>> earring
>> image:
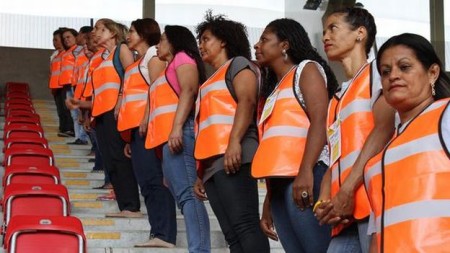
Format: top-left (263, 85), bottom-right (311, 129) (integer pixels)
top-left (356, 37), bottom-right (361, 42)
top-left (431, 82), bottom-right (436, 96)
top-left (282, 49), bottom-right (288, 61)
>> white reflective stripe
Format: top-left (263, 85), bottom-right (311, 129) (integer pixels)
top-left (123, 93), bottom-right (148, 104)
top-left (124, 65), bottom-right (139, 80)
top-left (52, 70), bottom-right (61, 75)
top-left (364, 160), bottom-right (381, 188)
top-left (200, 81), bottom-right (228, 99)
top-left (331, 150), bottom-right (360, 182)
top-left (276, 88), bottom-right (295, 100)
top-left (262, 126), bottom-right (308, 140)
top-left (339, 99), bottom-right (371, 121)
top-left (425, 99), bottom-right (448, 112)
top-left (149, 104), bottom-right (177, 121)
top-left (94, 82), bottom-right (120, 95)
top-left (61, 65), bottom-right (74, 72)
top-left (95, 60), bottom-right (114, 71)
top-left (377, 200), bottom-right (450, 233)
top-left (150, 76), bottom-right (167, 92)
top-left (199, 115), bottom-right (234, 131)
top-left (384, 134), bottom-right (440, 166)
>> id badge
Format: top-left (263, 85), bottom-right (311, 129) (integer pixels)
top-left (259, 90), bottom-right (279, 125)
top-left (328, 119), bottom-right (341, 165)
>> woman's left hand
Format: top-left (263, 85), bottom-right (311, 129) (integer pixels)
top-left (168, 126), bottom-right (183, 154)
top-left (224, 140), bottom-right (241, 174)
top-left (292, 169), bottom-right (314, 210)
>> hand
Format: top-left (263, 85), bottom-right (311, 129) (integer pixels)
top-left (329, 185), bottom-right (355, 224)
top-left (138, 114), bottom-right (149, 137)
top-left (315, 200), bottom-right (342, 226)
top-left (83, 117), bottom-right (92, 132)
top-left (66, 98), bottom-right (80, 110)
top-left (292, 168), bottom-right (314, 210)
top-left (260, 195), bottom-right (278, 241)
top-left (224, 140), bottom-right (241, 174)
top-left (124, 143), bottom-right (131, 158)
top-left (77, 109), bottom-right (84, 124)
top-left (193, 178), bottom-right (207, 201)
top-left (168, 126), bottom-right (183, 154)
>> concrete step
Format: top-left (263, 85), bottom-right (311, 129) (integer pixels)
top-left (87, 248), bottom-right (285, 253)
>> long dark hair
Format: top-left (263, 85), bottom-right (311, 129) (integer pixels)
top-left (196, 10), bottom-right (251, 60)
top-left (261, 18), bottom-right (338, 99)
top-left (164, 25), bottom-right (206, 84)
top-left (131, 18), bottom-right (160, 47)
top-left (377, 33), bottom-right (450, 100)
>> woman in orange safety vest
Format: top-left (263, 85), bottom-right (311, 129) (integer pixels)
top-left (145, 25), bottom-right (211, 252)
top-left (117, 18), bottom-right (177, 248)
top-left (193, 12), bottom-right (269, 253)
top-left (252, 18), bottom-right (338, 253)
top-left (315, 7), bottom-right (396, 253)
top-left (365, 33), bottom-right (450, 253)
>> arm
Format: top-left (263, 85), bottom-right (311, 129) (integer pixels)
top-left (224, 68), bottom-right (258, 174)
top-left (292, 63), bottom-right (329, 209)
top-left (115, 44), bottom-right (135, 119)
top-left (168, 63), bottom-right (199, 154)
top-left (331, 94), bottom-right (395, 219)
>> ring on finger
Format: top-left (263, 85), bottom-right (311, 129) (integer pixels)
top-left (301, 190), bottom-right (309, 199)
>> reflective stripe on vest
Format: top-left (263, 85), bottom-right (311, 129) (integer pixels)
top-left (364, 99), bottom-right (450, 252)
top-left (49, 50), bottom-right (64, 89)
top-left (117, 58), bottom-right (149, 131)
top-left (91, 49), bottom-right (121, 116)
top-left (194, 60), bottom-right (234, 160)
top-left (59, 45), bottom-right (77, 86)
top-left (144, 70), bottom-right (179, 149)
top-left (72, 51), bottom-right (89, 87)
top-left (81, 49), bottom-right (105, 99)
top-left (252, 65), bottom-right (310, 178)
top-left (327, 62), bottom-right (373, 235)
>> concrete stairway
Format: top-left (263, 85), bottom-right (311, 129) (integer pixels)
top-left (1, 99), bottom-right (284, 253)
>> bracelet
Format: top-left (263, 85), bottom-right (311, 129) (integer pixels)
top-left (313, 200), bottom-right (325, 213)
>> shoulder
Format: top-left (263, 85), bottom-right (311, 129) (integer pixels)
top-left (172, 51), bottom-right (196, 67)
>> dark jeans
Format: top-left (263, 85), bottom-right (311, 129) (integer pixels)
top-left (130, 128), bottom-right (177, 244)
top-left (88, 128), bottom-right (110, 185)
top-left (95, 110), bottom-right (140, 211)
top-left (204, 164), bottom-right (270, 253)
top-left (53, 87), bottom-right (73, 133)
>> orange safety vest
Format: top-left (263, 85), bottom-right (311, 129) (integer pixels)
top-left (252, 65), bottom-right (310, 178)
top-left (49, 50), bottom-right (64, 89)
top-left (117, 58), bottom-right (149, 131)
top-left (327, 62), bottom-right (373, 236)
top-left (194, 60), bottom-right (234, 160)
top-left (81, 49), bottom-right (105, 100)
top-left (72, 49), bottom-right (89, 87)
top-left (364, 98), bottom-right (450, 253)
top-left (91, 48), bottom-right (121, 117)
top-left (144, 70), bottom-right (179, 149)
top-left (59, 45), bottom-right (77, 86)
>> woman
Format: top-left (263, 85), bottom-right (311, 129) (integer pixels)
top-left (315, 7), bottom-right (396, 253)
top-left (117, 18), bottom-right (177, 248)
top-left (193, 12), bottom-right (270, 253)
top-left (365, 33), bottom-right (450, 253)
top-left (253, 18), bottom-right (337, 252)
top-left (68, 19), bottom-right (141, 218)
top-left (145, 25), bottom-right (211, 253)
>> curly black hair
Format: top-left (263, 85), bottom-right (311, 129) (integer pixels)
top-left (196, 10), bottom-right (251, 60)
top-left (260, 18), bottom-right (338, 100)
top-left (164, 25), bottom-right (206, 84)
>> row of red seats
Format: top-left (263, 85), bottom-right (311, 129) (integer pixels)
top-left (1, 82), bottom-right (86, 253)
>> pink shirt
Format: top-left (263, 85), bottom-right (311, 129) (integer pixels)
top-left (166, 51), bottom-right (196, 95)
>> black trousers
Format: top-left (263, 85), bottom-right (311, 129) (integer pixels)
top-left (204, 164), bottom-right (270, 253)
top-left (95, 110), bottom-right (140, 211)
top-left (53, 86), bottom-right (74, 133)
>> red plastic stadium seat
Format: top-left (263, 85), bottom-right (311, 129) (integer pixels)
top-left (3, 183), bottom-right (70, 226)
top-left (3, 165), bottom-right (60, 187)
top-left (3, 137), bottom-right (48, 152)
top-left (5, 105), bottom-right (35, 117)
top-left (6, 111), bottom-right (40, 122)
top-left (5, 82), bottom-right (29, 92)
top-left (4, 215), bottom-right (86, 253)
top-left (5, 117), bottom-right (41, 127)
top-left (3, 124), bottom-right (44, 140)
top-left (3, 147), bottom-right (54, 167)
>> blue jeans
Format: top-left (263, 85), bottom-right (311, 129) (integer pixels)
top-left (162, 118), bottom-right (211, 253)
top-left (130, 128), bottom-right (177, 244)
top-left (89, 128), bottom-right (110, 184)
top-left (270, 162), bottom-right (331, 253)
top-left (326, 221), bottom-right (371, 253)
top-left (66, 87), bottom-right (88, 141)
